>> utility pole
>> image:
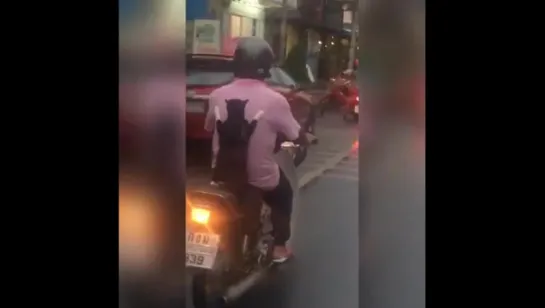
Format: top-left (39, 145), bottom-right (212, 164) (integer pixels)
top-left (279, 0), bottom-right (288, 63)
top-left (347, 3), bottom-right (358, 70)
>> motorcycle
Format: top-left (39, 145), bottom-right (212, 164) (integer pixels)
top-left (186, 141), bottom-right (302, 308)
top-left (318, 79), bottom-right (350, 116)
top-left (341, 87), bottom-right (359, 123)
top-left (320, 70), bottom-right (359, 121)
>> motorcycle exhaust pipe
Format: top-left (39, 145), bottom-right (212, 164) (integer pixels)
top-left (222, 269), bottom-right (267, 303)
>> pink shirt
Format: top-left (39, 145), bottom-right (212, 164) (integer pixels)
top-left (204, 79), bottom-right (300, 189)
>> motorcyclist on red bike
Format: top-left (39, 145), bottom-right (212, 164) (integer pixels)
top-left (204, 37), bottom-right (306, 263)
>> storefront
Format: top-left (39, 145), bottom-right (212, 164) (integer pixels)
top-left (223, 0), bottom-right (266, 40)
top-left (262, 0), bottom-right (298, 58)
top-left (186, 0), bottom-right (220, 53)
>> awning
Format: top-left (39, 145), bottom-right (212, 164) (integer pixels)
top-left (300, 22), bottom-right (351, 37)
top-left (265, 8), bottom-right (350, 37)
top-left (264, 7), bottom-right (301, 20)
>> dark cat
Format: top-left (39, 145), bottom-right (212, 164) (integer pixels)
top-left (212, 99), bottom-right (259, 196)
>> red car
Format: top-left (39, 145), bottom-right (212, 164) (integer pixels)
top-left (186, 53), bottom-right (316, 140)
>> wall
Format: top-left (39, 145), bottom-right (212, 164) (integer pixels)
top-left (222, 0), bottom-right (265, 37)
top-left (298, 0), bottom-right (324, 25)
top-left (186, 0), bottom-right (211, 20)
top-left (266, 0), bottom-right (298, 8)
top-left (187, 0), bottom-right (215, 51)
top-left (264, 20), bottom-right (298, 60)
top-left (285, 25), bottom-right (299, 58)
top-left (323, 1), bottom-right (343, 30)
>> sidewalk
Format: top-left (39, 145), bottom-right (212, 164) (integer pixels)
top-left (297, 113), bottom-right (358, 185)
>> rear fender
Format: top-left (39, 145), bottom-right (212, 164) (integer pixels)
top-left (186, 151), bottom-right (299, 227)
top-left (187, 186), bottom-right (241, 220)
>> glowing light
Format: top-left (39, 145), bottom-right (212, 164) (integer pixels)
top-left (351, 140), bottom-right (359, 152)
top-left (191, 208), bottom-right (210, 224)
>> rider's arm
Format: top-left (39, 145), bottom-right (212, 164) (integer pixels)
top-left (271, 96), bottom-right (301, 141)
top-left (204, 96), bottom-right (216, 132)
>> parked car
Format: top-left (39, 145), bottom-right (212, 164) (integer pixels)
top-left (186, 53), bottom-right (317, 140)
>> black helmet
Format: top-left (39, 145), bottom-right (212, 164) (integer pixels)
top-left (232, 37), bottom-right (275, 79)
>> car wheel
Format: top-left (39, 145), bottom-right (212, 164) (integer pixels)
top-left (343, 112), bottom-right (358, 123)
top-left (320, 95), bottom-right (337, 116)
top-left (318, 96), bottom-right (330, 117)
top-left (342, 110), bottom-right (353, 122)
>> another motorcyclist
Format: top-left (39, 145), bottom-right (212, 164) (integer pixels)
top-left (204, 37), bottom-right (303, 263)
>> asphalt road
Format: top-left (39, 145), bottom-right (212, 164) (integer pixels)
top-left (297, 112), bottom-right (358, 181)
top-left (228, 149), bottom-right (360, 308)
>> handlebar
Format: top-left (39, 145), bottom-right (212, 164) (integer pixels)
top-left (280, 141), bottom-right (299, 149)
top-left (274, 132), bottom-right (307, 153)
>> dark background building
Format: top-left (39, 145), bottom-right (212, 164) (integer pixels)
top-left (265, 0), bottom-right (355, 82)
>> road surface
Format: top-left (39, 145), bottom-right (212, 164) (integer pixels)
top-left (233, 148), bottom-right (359, 308)
top-left (297, 112), bottom-right (358, 183)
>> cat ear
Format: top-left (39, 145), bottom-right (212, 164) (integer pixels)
top-left (243, 100), bottom-right (249, 104)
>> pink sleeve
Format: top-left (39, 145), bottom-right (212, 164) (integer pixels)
top-left (204, 96), bottom-right (216, 132)
top-left (272, 97), bottom-right (300, 140)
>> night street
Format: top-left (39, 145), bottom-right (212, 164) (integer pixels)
top-left (121, 0), bottom-right (425, 306)
top-left (186, 112), bottom-right (360, 308)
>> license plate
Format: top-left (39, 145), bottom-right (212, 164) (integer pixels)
top-left (186, 101), bottom-right (205, 113)
top-left (186, 231), bottom-right (220, 269)
top-left (354, 105), bottom-right (359, 114)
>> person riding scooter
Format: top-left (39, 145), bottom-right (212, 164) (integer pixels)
top-left (204, 37), bottom-right (307, 263)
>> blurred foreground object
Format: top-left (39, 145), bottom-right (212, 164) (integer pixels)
top-left (358, 0), bottom-right (424, 123)
top-left (119, 0), bottom-right (186, 307)
top-left (119, 181), bottom-right (162, 273)
top-left (359, 124), bottom-right (425, 308)
top-left (358, 0), bottom-right (425, 308)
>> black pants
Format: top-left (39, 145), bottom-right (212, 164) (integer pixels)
top-left (260, 169), bottom-right (293, 246)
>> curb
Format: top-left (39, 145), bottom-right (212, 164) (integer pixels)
top-left (297, 146), bottom-right (355, 189)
